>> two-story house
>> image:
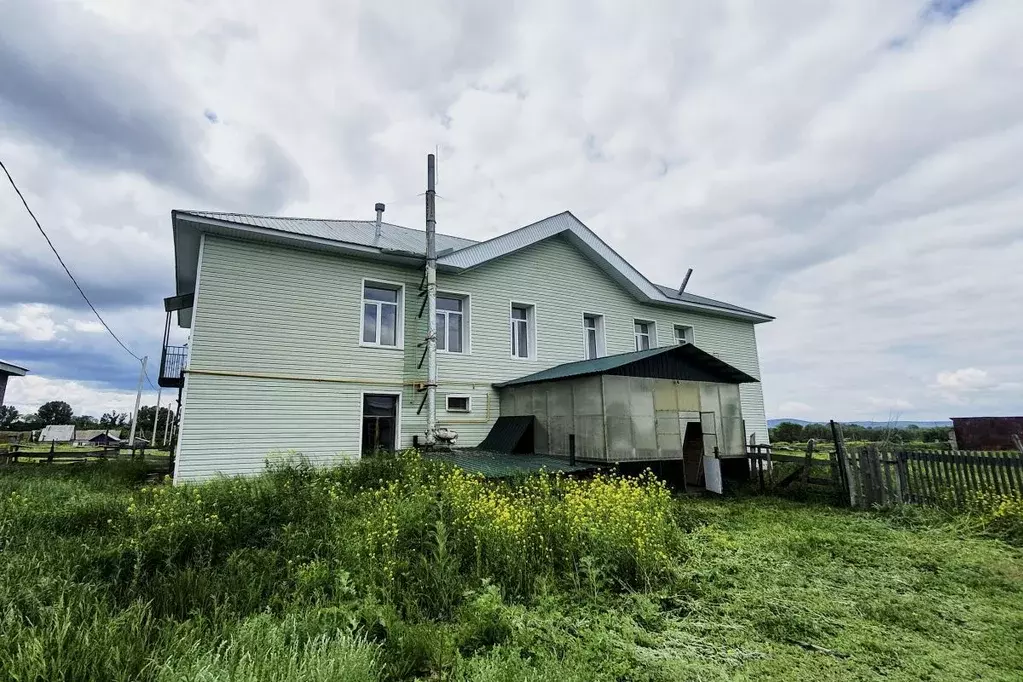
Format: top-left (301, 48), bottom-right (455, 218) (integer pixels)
top-left (161, 208), bottom-right (772, 483)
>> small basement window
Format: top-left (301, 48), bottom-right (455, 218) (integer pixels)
top-left (445, 395), bottom-right (471, 412)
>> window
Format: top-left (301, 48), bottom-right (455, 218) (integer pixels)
top-left (510, 303), bottom-right (535, 359)
top-left (583, 314), bottom-right (605, 359)
top-left (436, 294), bottom-right (467, 353)
top-left (634, 320), bottom-right (654, 351)
top-left (362, 281), bottom-right (402, 347)
top-left (445, 395), bottom-right (470, 412)
top-left (674, 324), bottom-right (694, 345)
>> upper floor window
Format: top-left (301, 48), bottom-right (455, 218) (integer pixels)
top-left (583, 314), bottom-right (605, 359)
top-left (510, 303), bottom-right (535, 359)
top-left (634, 320), bottom-right (654, 351)
top-left (674, 324), bottom-right (694, 345)
top-left (437, 294), bottom-right (468, 353)
top-left (362, 281), bottom-right (403, 347)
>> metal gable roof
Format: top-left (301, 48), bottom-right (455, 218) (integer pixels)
top-left (177, 211), bottom-right (477, 255)
top-left (493, 343), bottom-right (759, 388)
top-left (170, 209), bottom-right (771, 326)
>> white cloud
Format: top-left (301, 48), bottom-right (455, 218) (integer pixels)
top-left (935, 368), bottom-right (995, 391)
top-left (70, 319), bottom-right (105, 333)
top-left (867, 397), bottom-right (914, 411)
top-left (0, 304), bottom-right (65, 341)
top-left (4, 374), bottom-right (160, 417)
top-left (778, 401), bottom-right (814, 417)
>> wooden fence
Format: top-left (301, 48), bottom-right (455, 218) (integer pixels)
top-left (747, 421), bottom-right (1023, 509)
top-left (846, 447), bottom-right (1023, 508)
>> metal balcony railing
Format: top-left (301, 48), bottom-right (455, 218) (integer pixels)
top-left (159, 345), bottom-right (188, 388)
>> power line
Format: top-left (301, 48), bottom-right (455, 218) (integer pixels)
top-left (1, 158), bottom-right (159, 391)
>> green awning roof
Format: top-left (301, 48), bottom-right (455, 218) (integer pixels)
top-left (493, 343), bottom-right (758, 388)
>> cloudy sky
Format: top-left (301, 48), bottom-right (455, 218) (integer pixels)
top-left (1, 0), bottom-right (1020, 422)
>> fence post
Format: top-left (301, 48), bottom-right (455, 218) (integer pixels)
top-left (895, 451), bottom-right (909, 503)
top-left (800, 439), bottom-right (816, 485)
top-left (831, 420), bottom-right (855, 507)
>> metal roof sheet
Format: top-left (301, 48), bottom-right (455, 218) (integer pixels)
top-left (38, 425), bottom-right (75, 442)
top-left (0, 360), bottom-right (28, 376)
top-left (177, 211), bottom-right (478, 256)
top-left (494, 343), bottom-right (759, 388)
top-left (171, 210), bottom-right (771, 324)
top-left (652, 284), bottom-right (770, 318)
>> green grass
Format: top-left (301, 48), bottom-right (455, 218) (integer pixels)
top-left (1, 455), bottom-right (1021, 681)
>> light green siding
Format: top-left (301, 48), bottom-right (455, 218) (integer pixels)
top-left (175, 233), bottom-right (768, 481)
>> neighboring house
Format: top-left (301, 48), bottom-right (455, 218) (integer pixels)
top-left (0, 360), bottom-right (28, 408)
top-left (73, 430), bottom-right (123, 446)
top-left (38, 425), bottom-right (75, 442)
top-left (163, 208), bottom-right (773, 482)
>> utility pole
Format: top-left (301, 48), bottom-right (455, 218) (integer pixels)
top-left (127, 356), bottom-right (147, 447)
top-left (425, 154), bottom-right (438, 446)
top-left (150, 386), bottom-right (162, 446)
top-left (163, 402), bottom-right (172, 447)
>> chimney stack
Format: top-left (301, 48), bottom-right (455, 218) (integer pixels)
top-left (374, 203), bottom-right (385, 243)
top-left (678, 268), bottom-right (693, 294)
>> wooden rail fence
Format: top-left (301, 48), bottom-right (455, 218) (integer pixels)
top-left (747, 421), bottom-right (1023, 509)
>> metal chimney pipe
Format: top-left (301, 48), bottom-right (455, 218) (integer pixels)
top-left (374, 202), bottom-right (385, 243)
top-left (425, 156), bottom-right (437, 446)
top-left (678, 268), bottom-right (693, 294)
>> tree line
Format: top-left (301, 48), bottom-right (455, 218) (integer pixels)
top-left (769, 421), bottom-right (952, 444)
top-left (0, 400), bottom-right (175, 436)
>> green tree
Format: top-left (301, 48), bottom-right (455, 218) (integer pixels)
top-left (771, 421), bottom-right (805, 443)
top-left (0, 405), bottom-right (18, 429)
top-left (37, 400), bottom-right (73, 425)
top-left (100, 412), bottom-right (129, 428)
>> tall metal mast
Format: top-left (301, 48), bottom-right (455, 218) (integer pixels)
top-left (425, 154), bottom-right (438, 446)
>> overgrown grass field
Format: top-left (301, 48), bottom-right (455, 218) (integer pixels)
top-left (1, 453), bottom-right (1021, 680)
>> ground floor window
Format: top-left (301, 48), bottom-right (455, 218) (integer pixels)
top-left (362, 393), bottom-right (398, 455)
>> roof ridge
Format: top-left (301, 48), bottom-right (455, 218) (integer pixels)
top-left (176, 210), bottom-right (477, 244)
top-left (450, 210), bottom-right (574, 250)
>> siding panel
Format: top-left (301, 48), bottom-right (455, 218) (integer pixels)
top-left (176, 234), bottom-right (769, 481)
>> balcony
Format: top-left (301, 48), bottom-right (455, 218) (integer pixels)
top-left (159, 345), bottom-right (188, 388)
top-left (160, 292), bottom-right (194, 389)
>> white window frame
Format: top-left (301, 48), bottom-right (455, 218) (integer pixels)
top-left (359, 278), bottom-right (405, 350)
top-left (674, 324), bottom-right (695, 345)
top-left (634, 319), bottom-right (656, 351)
top-left (582, 312), bottom-right (607, 360)
top-left (436, 290), bottom-right (471, 355)
top-left (444, 394), bottom-right (472, 413)
top-left (509, 301), bottom-right (537, 361)
top-left (357, 390), bottom-right (403, 455)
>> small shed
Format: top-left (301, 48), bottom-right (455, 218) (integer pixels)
top-left (38, 424), bottom-right (75, 442)
top-left (492, 344), bottom-right (758, 493)
top-left (73, 430), bottom-right (123, 446)
top-left (951, 416), bottom-right (1023, 451)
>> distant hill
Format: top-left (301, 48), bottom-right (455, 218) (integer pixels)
top-left (768, 419), bottom-right (952, 429)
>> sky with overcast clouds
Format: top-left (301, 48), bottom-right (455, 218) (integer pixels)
top-left (1, 0), bottom-right (1020, 422)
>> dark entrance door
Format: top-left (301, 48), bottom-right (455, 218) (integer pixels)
top-left (362, 394), bottom-right (398, 455)
top-left (682, 421), bottom-right (704, 488)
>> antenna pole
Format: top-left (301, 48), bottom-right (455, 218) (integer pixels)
top-left (425, 155), bottom-right (438, 446)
